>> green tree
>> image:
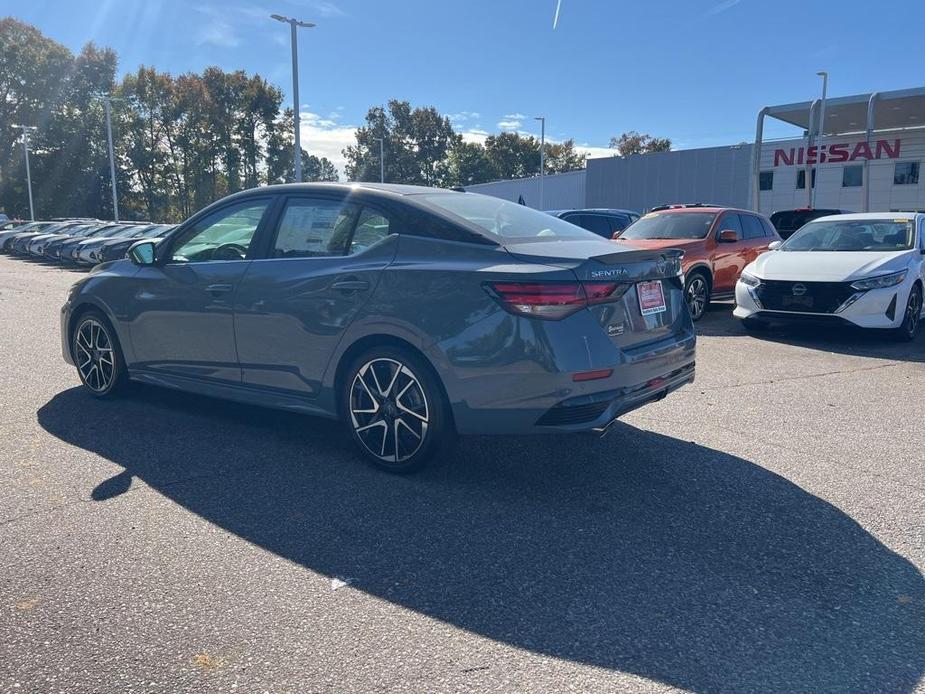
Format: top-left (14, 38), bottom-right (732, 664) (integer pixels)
top-left (544, 138), bottom-right (585, 174)
top-left (609, 130), bottom-right (672, 156)
top-left (344, 100), bottom-right (458, 186)
top-left (446, 141), bottom-right (498, 186)
top-left (484, 131), bottom-right (540, 180)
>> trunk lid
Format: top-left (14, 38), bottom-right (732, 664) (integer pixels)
top-left (503, 239), bottom-right (688, 349)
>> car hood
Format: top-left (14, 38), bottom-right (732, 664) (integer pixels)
top-left (747, 250), bottom-right (914, 282)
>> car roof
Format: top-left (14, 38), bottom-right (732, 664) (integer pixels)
top-left (810, 212), bottom-right (919, 222)
top-left (259, 182), bottom-right (445, 197)
top-left (548, 208), bottom-right (638, 216)
top-left (648, 206), bottom-right (755, 215)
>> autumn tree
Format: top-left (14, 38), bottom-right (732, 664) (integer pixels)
top-left (609, 130), bottom-right (672, 156)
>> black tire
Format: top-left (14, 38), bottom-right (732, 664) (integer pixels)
top-left (340, 345), bottom-right (454, 473)
top-left (72, 310), bottom-right (128, 397)
top-left (684, 271), bottom-right (711, 321)
top-left (892, 284), bottom-right (922, 342)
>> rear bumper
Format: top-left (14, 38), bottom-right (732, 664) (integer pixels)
top-left (447, 329), bottom-right (696, 435)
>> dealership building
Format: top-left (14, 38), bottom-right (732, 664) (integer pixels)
top-left (466, 86), bottom-right (925, 215)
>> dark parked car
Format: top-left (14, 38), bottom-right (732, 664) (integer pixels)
top-left (548, 208), bottom-right (640, 239)
top-left (62, 184), bottom-right (695, 472)
top-left (82, 224), bottom-right (176, 266)
top-left (0, 221), bottom-right (55, 249)
top-left (9, 222), bottom-right (84, 254)
top-left (769, 208), bottom-right (849, 239)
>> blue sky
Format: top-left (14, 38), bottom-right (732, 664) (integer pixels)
top-left (4, 0), bottom-right (924, 176)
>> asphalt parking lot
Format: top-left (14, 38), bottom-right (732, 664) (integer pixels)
top-left (1, 254), bottom-right (923, 693)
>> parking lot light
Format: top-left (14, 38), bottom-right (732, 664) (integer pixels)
top-left (534, 116), bottom-right (545, 209)
top-left (12, 124), bottom-right (37, 221)
top-left (271, 14), bottom-right (316, 183)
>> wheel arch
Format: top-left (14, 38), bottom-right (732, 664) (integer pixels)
top-left (333, 333), bottom-right (455, 430)
top-left (685, 263), bottom-right (713, 290)
top-left (67, 300), bottom-right (123, 362)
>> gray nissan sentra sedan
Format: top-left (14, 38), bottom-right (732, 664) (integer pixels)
top-left (61, 183), bottom-right (695, 472)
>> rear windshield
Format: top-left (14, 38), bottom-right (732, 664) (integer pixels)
top-left (782, 219), bottom-right (914, 252)
top-left (770, 210), bottom-right (839, 231)
top-left (420, 194), bottom-right (602, 243)
top-left (620, 212), bottom-right (716, 240)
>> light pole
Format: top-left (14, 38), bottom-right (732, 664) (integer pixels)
top-left (12, 125), bottom-right (36, 221)
top-left (534, 116), bottom-right (545, 209)
top-left (93, 94), bottom-right (122, 221)
top-left (271, 14), bottom-right (316, 183)
top-left (813, 71), bottom-right (828, 208)
top-left (375, 137), bottom-right (385, 182)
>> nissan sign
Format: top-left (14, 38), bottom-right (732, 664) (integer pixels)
top-left (773, 139), bottom-right (900, 167)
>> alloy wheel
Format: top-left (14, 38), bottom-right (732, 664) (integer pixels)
top-left (349, 358), bottom-right (429, 464)
top-left (905, 288), bottom-right (921, 337)
top-left (75, 318), bottom-right (116, 393)
top-left (686, 276), bottom-right (708, 320)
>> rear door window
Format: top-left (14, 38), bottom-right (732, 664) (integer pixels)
top-left (349, 208), bottom-right (392, 255)
top-left (741, 215), bottom-right (766, 240)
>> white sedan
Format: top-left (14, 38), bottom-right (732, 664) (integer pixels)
top-left (734, 212), bottom-right (924, 341)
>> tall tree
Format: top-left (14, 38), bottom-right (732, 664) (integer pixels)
top-left (609, 130), bottom-right (672, 156)
top-left (446, 141), bottom-right (499, 186)
top-left (544, 138), bottom-right (585, 174)
top-left (484, 131), bottom-right (541, 180)
top-left (344, 100), bottom-right (458, 186)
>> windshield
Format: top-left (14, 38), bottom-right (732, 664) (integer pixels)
top-left (782, 219), bottom-right (914, 252)
top-left (620, 212), bottom-right (716, 240)
top-left (420, 194), bottom-right (603, 243)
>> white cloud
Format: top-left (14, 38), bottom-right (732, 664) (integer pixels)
top-left (461, 129), bottom-right (490, 145)
top-left (497, 118), bottom-right (523, 131)
top-left (298, 110), bottom-right (357, 179)
top-left (449, 111), bottom-right (481, 123)
top-left (504, 112), bottom-right (527, 119)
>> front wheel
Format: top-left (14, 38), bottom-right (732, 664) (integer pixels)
top-left (684, 273), bottom-right (710, 321)
top-left (893, 284), bottom-right (922, 342)
top-left (72, 311), bottom-right (128, 397)
top-left (341, 346), bottom-right (453, 473)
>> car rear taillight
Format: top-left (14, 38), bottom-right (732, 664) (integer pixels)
top-left (485, 281), bottom-right (629, 320)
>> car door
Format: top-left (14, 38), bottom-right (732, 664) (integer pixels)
top-left (233, 195), bottom-right (398, 397)
top-left (711, 212), bottom-right (749, 293)
top-left (127, 197), bottom-right (275, 383)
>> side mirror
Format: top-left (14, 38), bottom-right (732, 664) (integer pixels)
top-left (718, 229), bottom-right (739, 243)
top-left (768, 240), bottom-right (782, 251)
top-left (128, 240), bottom-right (157, 265)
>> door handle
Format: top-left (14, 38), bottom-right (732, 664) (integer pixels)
top-left (331, 278), bottom-right (370, 293)
top-left (206, 283), bottom-right (234, 294)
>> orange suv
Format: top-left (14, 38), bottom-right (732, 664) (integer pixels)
top-left (615, 204), bottom-right (780, 320)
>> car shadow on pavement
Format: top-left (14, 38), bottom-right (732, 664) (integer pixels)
top-left (696, 302), bottom-right (925, 362)
top-left (38, 385), bottom-right (925, 693)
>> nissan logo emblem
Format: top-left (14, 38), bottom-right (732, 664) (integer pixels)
top-left (792, 283), bottom-right (807, 296)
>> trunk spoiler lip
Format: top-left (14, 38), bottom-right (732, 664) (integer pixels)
top-left (586, 247), bottom-right (684, 266)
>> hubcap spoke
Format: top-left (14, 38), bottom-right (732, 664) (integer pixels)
top-left (76, 319), bottom-right (115, 392)
top-left (350, 358), bottom-right (430, 464)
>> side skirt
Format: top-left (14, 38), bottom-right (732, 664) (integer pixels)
top-left (128, 369), bottom-right (338, 419)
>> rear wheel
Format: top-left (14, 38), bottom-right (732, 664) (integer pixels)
top-left (341, 346), bottom-right (453, 473)
top-left (893, 284), bottom-right (922, 342)
top-left (72, 311), bottom-right (128, 397)
top-left (684, 272), bottom-right (710, 321)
